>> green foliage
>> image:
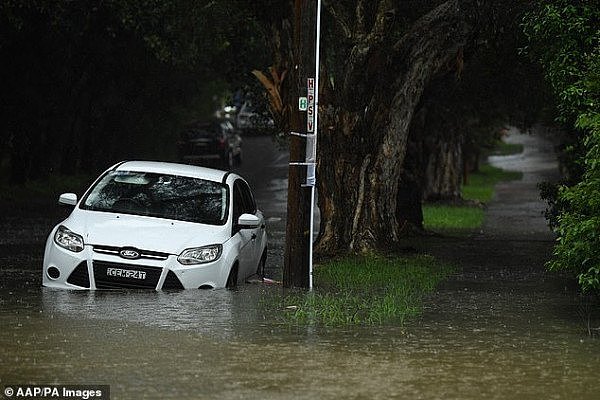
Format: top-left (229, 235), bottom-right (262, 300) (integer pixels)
top-left (282, 255), bottom-right (453, 326)
top-left (523, 1), bottom-right (600, 292)
top-left (548, 114), bottom-right (600, 292)
top-left (522, 0), bottom-right (599, 125)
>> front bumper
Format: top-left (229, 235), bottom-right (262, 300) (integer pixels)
top-left (42, 242), bottom-right (228, 290)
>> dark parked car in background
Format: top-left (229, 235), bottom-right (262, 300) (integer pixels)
top-left (177, 119), bottom-right (242, 169)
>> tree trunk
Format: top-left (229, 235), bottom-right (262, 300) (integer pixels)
top-left (315, 0), bottom-right (477, 255)
top-left (422, 135), bottom-right (463, 201)
top-left (397, 136), bottom-right (425, 230)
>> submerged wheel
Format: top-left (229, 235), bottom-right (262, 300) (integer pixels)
top-left (225, 264), bottom-right (238, 288)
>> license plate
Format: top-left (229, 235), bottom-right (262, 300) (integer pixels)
top-left (106, 267), bottom-right (147, 280)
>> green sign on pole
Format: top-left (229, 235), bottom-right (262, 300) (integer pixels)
top-left (299, 97), bottom-right (308, 111)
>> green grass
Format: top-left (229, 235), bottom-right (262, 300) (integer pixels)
top-left (486, 142), bottom-right (524, 156)
top-left (281, 255), bottom-right (454, 326)
top-left (423, 205), bottom-right (484, 230)
top-left (423, 164), bottom-right (522, 231)
top-left (462, 164), bottom-right (523, 203)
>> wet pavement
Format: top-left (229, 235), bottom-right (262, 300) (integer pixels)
top-left (1, 131), bottom-right (599, 399)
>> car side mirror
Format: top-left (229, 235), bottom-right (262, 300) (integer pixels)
top-left (58, 193), bottom-right (78, 207)
top-left (237, 213), bottom-right (260, 229)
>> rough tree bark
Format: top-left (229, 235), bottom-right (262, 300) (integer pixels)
top-left (315, 0), bottom-right (479, 254)
top-left (421, 135), bottom-right (464, 201)
top-left (413, 92), bottom-right (465, 202)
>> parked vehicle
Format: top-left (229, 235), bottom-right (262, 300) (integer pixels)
top-left (177, 119), bottom-right (242, 169)
top-left (42, 161), bottom-right (267, 290)
top-left (235, 101), bottom-right (274, 134)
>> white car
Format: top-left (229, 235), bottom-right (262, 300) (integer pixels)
top-left (42, 161), bottom-right (267, 290)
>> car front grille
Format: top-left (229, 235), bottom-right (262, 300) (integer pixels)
top-left (67, 261), bottom-right (90, 288)
top-left (93, 245), bottom-right (169, 261)
top-left (93, 261), bottom-right (162, 289)
top-left (162, 270), bottom-right (184, 290)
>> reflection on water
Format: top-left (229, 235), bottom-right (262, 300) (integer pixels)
top-left (0, 284), bottom-right (599, 400)
top-left (41, 288), bottom-right (243, 339)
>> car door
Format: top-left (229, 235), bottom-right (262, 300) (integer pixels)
top-left (232, 180), bottom-right (260, 280)
top-left (238, 180), bottom-right (264, 265)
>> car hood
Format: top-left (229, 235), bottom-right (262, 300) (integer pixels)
top-left (63, 210), bottom-right (230, 254)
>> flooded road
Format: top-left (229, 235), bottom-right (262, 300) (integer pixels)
top-left (1, 133), bottom-right (599, 399)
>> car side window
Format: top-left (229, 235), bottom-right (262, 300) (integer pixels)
top-left (233, 182), bottom-right (246, 226)
top-left (232, 179), bottom-right (256, 229)
top-left (238, 180), bottom-right (256, 214)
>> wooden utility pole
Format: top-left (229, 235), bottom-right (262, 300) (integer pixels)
top-left (283, 0), bottom-right (317, 288)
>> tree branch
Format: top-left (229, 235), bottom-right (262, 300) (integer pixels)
top-left (392, 0), bottom-right (469, 56)
top-left (342, 0), bottom-right (395, 96)
top-left (364, 0), bottom-right (394, 47)
top-left (355, 0), bottom-right (367, 36)
top-left (324, 1), bottom-right (352, 40)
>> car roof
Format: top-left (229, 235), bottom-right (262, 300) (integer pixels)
top-left (185, 118), bottom-right (231, 128)
top-left (112, 161), bottom-right (233, 183)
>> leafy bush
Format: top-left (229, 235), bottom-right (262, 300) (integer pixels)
top-left (549, 115), bottom-right (600, 291)
top-left (523, 1), bottom-right (600, 292)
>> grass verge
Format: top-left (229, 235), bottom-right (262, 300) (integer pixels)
top-left (462, 164), bottom-right (523, 203)
top-left (423, 206), bottom-right (484, 231)
top-left (281, 254), bottom-right (454, 326)
top-left (486, 142), bottom-right (524, 156)
top-left (423, 164), bottom-right (523, 231)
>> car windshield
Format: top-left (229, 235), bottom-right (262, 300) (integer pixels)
top-left (81, 171), bottom-right (228, 225)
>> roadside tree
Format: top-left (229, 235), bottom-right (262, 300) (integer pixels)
top-left (254, 0), bottom-right (540, 255)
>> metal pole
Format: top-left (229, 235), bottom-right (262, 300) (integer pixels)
top-left (308, 0), bottom-right (322, 290)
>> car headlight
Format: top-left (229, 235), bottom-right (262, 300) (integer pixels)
top-left (54, 225), bottom-right (84, 252)
top-left (178, 244), bottom-right (223, 265)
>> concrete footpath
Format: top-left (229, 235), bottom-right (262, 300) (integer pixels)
top-left (420, 126), bottom-right (588, 331)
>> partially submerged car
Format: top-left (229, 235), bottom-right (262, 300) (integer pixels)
top-left (42, 161), bottom-right (267, 290)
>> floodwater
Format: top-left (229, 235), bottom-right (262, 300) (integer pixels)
top-left (1, 283), bottom-right (598, 399)
top-left (1, 133), bottom-right (599, 399)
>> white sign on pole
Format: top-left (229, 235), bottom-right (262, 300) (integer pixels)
top-left (307, 78), bottom-right (315, 132)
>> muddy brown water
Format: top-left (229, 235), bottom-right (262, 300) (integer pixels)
top-left (1, 132), bottom-right (599, 399)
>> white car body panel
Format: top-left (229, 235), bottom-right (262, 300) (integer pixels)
top-left (72, 211), bottom-right (230, 254)
top-left (42, 161), bottom-right (267, 290)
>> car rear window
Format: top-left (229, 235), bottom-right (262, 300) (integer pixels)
top-left (184, 123), bottom-right (218, 139)
top-left (81, 171), bottom-right (228, 225)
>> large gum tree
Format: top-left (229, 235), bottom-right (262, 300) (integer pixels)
top-left (315, 1), bottom-right (477, 253)
top-left (254, 0), bottom-right (533, 255)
